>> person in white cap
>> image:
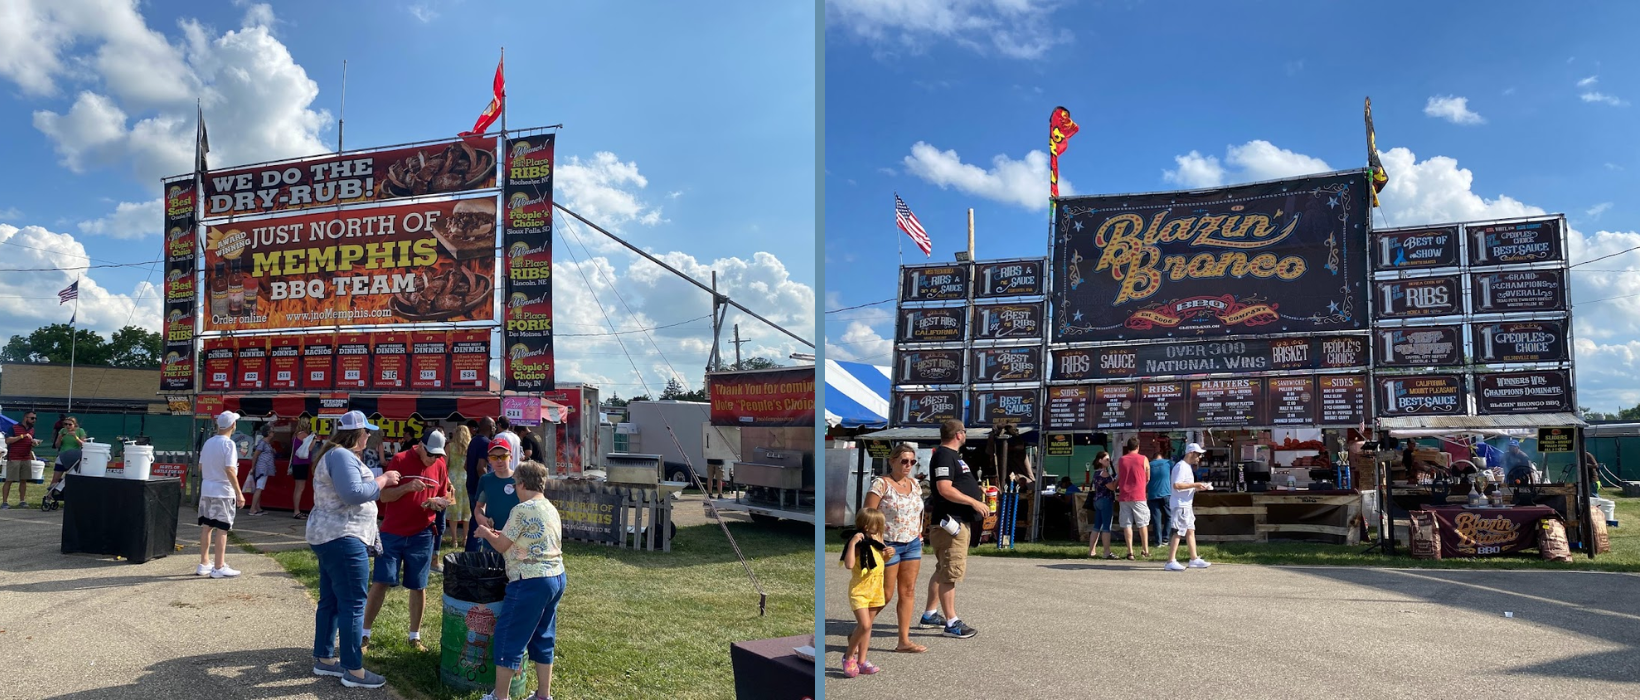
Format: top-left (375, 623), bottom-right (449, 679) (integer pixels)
top-left (361, 430), bottom-right (450, 654)
top-left (1164, 443), bottom-right (1213, 571)
top-left (196, 411), bottom-right (247, 578)
top-left (306, 410), bottom-right (404, 689)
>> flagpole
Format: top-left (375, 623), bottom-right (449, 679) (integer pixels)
top-left (499, 47), bottom-right (506, 136)
top-left (895, 193), bottom-right (903, 267)
top-left (67, 279), bottom-right (79, 413)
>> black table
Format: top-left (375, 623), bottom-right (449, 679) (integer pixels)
top-left (729, 635), bottom-right (815, 699)
top-left (61, 475), bottom-right (181, 564)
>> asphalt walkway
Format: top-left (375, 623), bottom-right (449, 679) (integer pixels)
top-left (823, 553), bottom-right (1640, 698)
top-left (0, 501), bottom-right (399, 700)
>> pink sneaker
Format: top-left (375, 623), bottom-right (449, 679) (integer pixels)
top-left (859, 660), bottom-right (881, 675)
top-left (842, 656), bottom-right (860, 678)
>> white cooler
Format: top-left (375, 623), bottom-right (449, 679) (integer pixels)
top-left (28, 459), bottom-right (44, 484)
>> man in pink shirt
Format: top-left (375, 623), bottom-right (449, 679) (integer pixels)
top-left (1115, 437), bottom-right (1152, 559)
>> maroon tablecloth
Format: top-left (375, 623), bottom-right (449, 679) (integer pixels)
top-left (729, 635), bottom-right (815, 699)
top-left (1417, 505), bottom-right (1559, 558)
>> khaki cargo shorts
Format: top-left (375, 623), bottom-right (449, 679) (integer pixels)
top-left (929, 520), bottom-right (971, 584)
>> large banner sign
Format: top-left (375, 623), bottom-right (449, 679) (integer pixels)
top-left (1374, 326), bottom-right (1464, 367)
top-left (1050, 171), bottom-right (1369, 341)
top-left (201, 138), bottom-right (498, 218)
top-left (1052, 336), bottom-right (1365, 381)
top-left (1471, 270), bottom-right (1566, 313)
top-left (1377, 374), bottom-right (1466, 417)
top-left (974, 259), bottom-right (1044, 298)
top-left (969, 388), bottom-right (1039, 427)
top-left (971, 303), bottom-right (1043, 341)
top-left (971, 346), bottom-right (1042, 383)
top-left (1468, 218), bottom-right (1563, 267)
top-left (1471, 320), bottom-right (1569, 363)
top-left (897, 307), bottom-right (966, 344)
top-left (502, 134), bottom-right (556, 392)
top-left (707, 368), bottom-right (816, 427)
top-left (890, 390), bottom-right (963, 427)
top-left (162, 177), bottom-right (198, 391)
top-left (1373, 225), bottom-right (1459, 270)
top-left (895, 348), bottom-right (965, 385)
top-left (1475, 370), bottom-right (1572, 414)
top-left (901, 264), bottom-right (969, 302)
top-left (1374, 275), bottom-right (1462, 319)
top-left (202, 196), bottom-right (498, 331)
top-left (191, 330), bottom-right (486, 393)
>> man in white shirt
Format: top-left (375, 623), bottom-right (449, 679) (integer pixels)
top-left (197, 411), bottom-right (247, 578)
top-left (1164, 443), bottom-right (1213, 572)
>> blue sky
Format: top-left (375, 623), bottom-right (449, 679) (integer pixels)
top-left (824, 0), bottom-right (1640, 411)
top-left (0, 0), bottom-right (814, 396)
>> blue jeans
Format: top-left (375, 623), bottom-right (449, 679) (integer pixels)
top-left (1148, 497), bottom-right (1172, 546)
top-left (312, 536), bottom-right (370, 671)
top-left (492, 573), bottom-right (567, 670)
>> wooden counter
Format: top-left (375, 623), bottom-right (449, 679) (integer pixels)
top-left (1191, 490), bottom-right (1362, 545)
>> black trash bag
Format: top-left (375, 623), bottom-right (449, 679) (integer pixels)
top-left (442, 550), bottom-right (509, 605)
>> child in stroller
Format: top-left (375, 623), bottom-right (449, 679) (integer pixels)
top-left (41, 449), bottom-right (81, 512)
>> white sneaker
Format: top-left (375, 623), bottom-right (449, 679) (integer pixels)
top-left (1164, 560), bottom-right (1186, 571)
top-left (210, 565), bottom-right (241, 578)
top-left (196, 563), bottom-right (213, 576)
top-left (1188, 558), bottom-right (1211, 568)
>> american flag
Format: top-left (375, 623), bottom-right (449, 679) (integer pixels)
top-left (895, 194), bottom-right (931, 256)
top-left (58, 281), bottom-right (78, 304)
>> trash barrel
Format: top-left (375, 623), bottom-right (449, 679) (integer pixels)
top-left (439, 551), bottom-right (528, 696)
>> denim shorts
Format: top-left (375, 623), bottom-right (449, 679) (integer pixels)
top-left (885, 538), bottom-right (923, 566)
top-left (372, 528), bottom-right (435, 590)
top-left (1089, 497), bottom-right (1114, 533)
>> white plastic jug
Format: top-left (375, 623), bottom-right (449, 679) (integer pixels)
top-left (28, 459), bottom-right (44, 484)
top-left (123, 444), bottom-right (155, 481)
top-left (80, 441), bottom-right (111, 477)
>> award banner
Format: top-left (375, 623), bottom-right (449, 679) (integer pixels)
top-left (971, 346), bottom-right (1042, 383)
top-left (1372, 225), bottom-right (1459, 270)
top-left (161, 176), bottom-right (197, 391)
top-left (969, 388), bottom-right (1040, 427)
top-left (974, 259), bottom-right (1044, 298)
top-left (502, 134), bottom-right (556, 392)
top-left (1471, 320), bottom-right (1569, 364)
top-left (1468, 218), bottom-right (1563, 267)
top-left (1374, 326), bottom-right (1464, 367)
top-left (895, 348), bottom-right (965, 385)
top-left (1377, 375), bottom-right (1466, 417)
top-left (1471, 270), bottom-right (1566, 313)
top-left (971, 303), bottom-right (1043, 341)
top-left (901, 264), bottom-right (969, 302)
top-left (1475, 370), bottom-right (1573, 415)
top-left (1051, 171), bottom-right (1369, 341)
top-left (897, 307), bottom-right (966, 344)
top-left (890, 390), bottom-right (963, 428)
top-left (1375, 276), bottom-right (1462, 319)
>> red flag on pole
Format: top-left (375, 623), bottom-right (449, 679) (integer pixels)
top-left (1049, 106), bottom-right (1079, 200)
top-left (461, 56), bottom-right (505, 138)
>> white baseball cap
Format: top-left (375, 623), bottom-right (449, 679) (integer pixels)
top-left (336, 410), bottom-right (379, 431)
top-left (421, 430), bottom-right (446, 455)
top-left (215, 411), bottom-right (241, 430)
top-left (1184, 442), bottom-right (1207, 455)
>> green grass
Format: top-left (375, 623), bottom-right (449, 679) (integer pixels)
top-left (827, 494), bottom-right (1640, 572)
top-left (268, 521), bottom-right (814, 700)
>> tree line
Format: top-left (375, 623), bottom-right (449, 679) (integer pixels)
top-left (1, 324), bottom-right (165, 369)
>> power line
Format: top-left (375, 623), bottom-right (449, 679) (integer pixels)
top-left (825, 297), bottom-right (894, 314)
top-left (555, 315), bottom-right (710, 337)
top-left (1570, 244), bottom-right (1640, 269)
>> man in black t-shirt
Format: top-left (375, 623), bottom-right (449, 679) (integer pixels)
top-left (918, 419), bottom-right (988, 639)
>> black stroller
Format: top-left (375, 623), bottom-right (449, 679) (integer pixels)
top-left (40, 449), bottom-right (81, 512)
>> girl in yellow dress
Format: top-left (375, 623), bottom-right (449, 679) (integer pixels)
top-left (841, 507), bottom-right (892, 678)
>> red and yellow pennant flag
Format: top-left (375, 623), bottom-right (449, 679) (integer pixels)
top-left (1366, 97), bottom-right (1388, 207)
top-left (461, 55), bottom-right (505, 138)
top-left (1049, 106), bottom-right (1079, 200)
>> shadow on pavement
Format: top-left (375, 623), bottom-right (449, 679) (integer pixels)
top-left (44, 647), bottom-right (385, 699)
top-left (0, 572), bottom-right (200, 594)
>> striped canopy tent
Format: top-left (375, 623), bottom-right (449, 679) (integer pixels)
top-left (824, 360), bottom-right (889, 429)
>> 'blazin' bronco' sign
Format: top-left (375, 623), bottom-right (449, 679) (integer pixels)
top-left (1051, 171), bottom-right (1369, 341)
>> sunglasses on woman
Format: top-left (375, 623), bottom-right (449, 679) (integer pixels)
top-left (898, 458), bottom-right (916, 465)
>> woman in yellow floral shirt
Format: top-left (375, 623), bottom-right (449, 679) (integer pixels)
top-left (474, 458), bottom-right (565, 700)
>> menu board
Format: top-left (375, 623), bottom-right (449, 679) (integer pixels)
top-left (268, 336), bottom-right (302, 390)
top-left (1374, 326), bottom-right (1464, 367)
top-left (1471, 319), bottom-right (1569, 363)
top-left (970, 388), bottom-right (1039, 427)
top-left (1188, 378), bottom-right (1263, 427)
top-left (901, 264), bottom-right (969, 301)
top-left (971, 346), bottom-right (1042, 383)
top-left (1471, 270), bottom-right (1566, 313)
top-left (1093, 384), bottom-right (1139, 430)
top-left (1375, 276), bottom-right (1462, 319)
top-left (971, 303), bottom-right (1043, 341)
top-left (1475, 370), bottom-right (1573, 415)
top-left (897, 307), bottom-right (966, 343)
top-left (891, 390), bottom-right (963, 427)
top-left (1137, 381), bottom-right (1188, 430)
top-left (974, 259), bottom-right (1044, 298)
top-left (410, 331), bottom-right (448, 390)
top-left (897, 348), bottom-right (965, 384)
top-left (371, 332), bottom-right (409, 390)
top-left (1318, 374), bottom-right (1369, 425)
top-left (1373, 225), bottom-right (1460, 270)
top-left (202, 338), bottom-right (235, 391)
top-left (1468, 219), bottom-right (1563, 267)
top-left (301, 336), bottom-right (334, 389)
top-left (1046, 385), bottom-right (1092, 430)
top-left (1266, 377), bottom-right (1316, 425)
top-left (1377, 374), bottom-right (1466, 417)
top-left (334, 332), bottom-right (371, 389)
top-left (449, 329), bottom-right (490, 390)
top-left (235, 336), bottom-right (268, 390)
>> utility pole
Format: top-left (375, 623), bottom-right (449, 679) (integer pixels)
top-left (732, 323), bottom-right (747, 370)
top-left (708, 271), bottom-right (722, 373)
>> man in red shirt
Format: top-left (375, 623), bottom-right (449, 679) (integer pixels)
top-left (1115, 437), bottom-right (1152, 559)
top-left (361, 430), bottom-right (453, 653)
top-left (3, 411), bottom-right (42, 509)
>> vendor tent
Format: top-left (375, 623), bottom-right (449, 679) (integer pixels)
top-left (824, 360), bottom-right (889, 429)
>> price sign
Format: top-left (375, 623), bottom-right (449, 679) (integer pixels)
top-left (1537, 427), bottom-right (1576, 453)
top-left (1046, 433), bottom-right (1074, 456)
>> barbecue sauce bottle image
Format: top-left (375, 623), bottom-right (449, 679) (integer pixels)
top-left (228, 259), bottom-right (245, 315)
top-left (210, 262), bottom-right (229, 317)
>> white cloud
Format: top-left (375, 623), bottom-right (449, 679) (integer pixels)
top-left (1371, 146), bottom-right (1544, 227)
top-left (1581, 91), bottom-right (1628, 106)
top-left (1577, 75), bottom-right (1598, 87)
top-left (826, 0), bottom-right (1072, 60)
top-left (1502, 87), bottom-right (1516, 96)
top-left (408, 4), bottom-right (438, 23)
top-left (0, 224), bottom-right (162, 339)
top-left (826, 320), bottom-right (893, 364)
top-left (1162, 140), bottom-right (1329, 188)
top-left (1586, 202), bottom-right (1613, 219)
top-left (78, 198), bottom-right (163, 239)
top-left (901, 141), bottom-right (1068, 210)
top-left (1424, 95), bottom-right (1485, 125)
top-left (0, 207), bottom-right (20, 220)
top-left (556, 152), bottom-right (665, 242)
top-left (1607, 163), bottom-right (1624, 171)
top-left (240, 3), bottom-right (276, 29)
